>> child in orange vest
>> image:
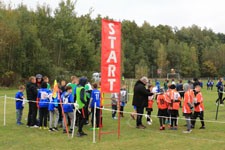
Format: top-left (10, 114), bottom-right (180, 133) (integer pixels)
top-left (146, 84), bottom-right (154, 125)
top-left (191, 85), bottom-right (205, 129)
top-left (182, 83), bottom-right (194, 133)
top-left (166, 84), bottom-right (181, 130)
top-left (157, 88), bottom-right (168, 130)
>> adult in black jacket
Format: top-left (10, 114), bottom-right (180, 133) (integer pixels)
top-left (132, 77), bottom-right (153, 129)
top-left (26, 76), bottom-right (38, 127)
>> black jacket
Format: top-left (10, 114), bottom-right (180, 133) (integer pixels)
top-left (132, 80), bottom-right (153, 107)
top-left (26, 82), bottom-right (37, 101)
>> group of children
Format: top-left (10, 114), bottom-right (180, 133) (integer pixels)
top-left (207, 80), bottom-right (214, 90)
top-left (131, 80), bottom-right (205, 134)
top-left (15, 76), bottom-right (206, 136)
top-left (15, 75), bottom-right (105, 137)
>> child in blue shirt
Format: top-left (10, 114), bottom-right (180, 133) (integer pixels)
top-left (48, 90), bottom-right (59, 131)
top-left (62, 86), bottom-right (74, 133)
top-left (15, 85), bottom-right (25, 125)
top-left (89, 83), bottom-right (101, 129)
top-left (37, 82), bottom-right (50, 129)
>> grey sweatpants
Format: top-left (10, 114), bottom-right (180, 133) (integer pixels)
top-left (16, 109), bottom-right (23, 123)
top-left (185, 117), bottom-right (191, 131)
top-left (63, 112), bottom-right (74, 130)
top-left (49, 110), bottom-right (59, 128)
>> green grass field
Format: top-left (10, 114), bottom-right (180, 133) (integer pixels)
top-left (0, 80), bottom-right (225, 150)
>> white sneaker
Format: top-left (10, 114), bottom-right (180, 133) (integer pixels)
top-left (220, 104), bottom-right (224, 106)
top-left (112, 117), bottom-right (118, 119)
top-left (147, 121), bottom-right (152, 125)
top-left (150, 118), bottom-right (153, 123)
top-left (183, 130), bottom-right (192, 134)
top-left (30, 125), bottom-right (39, 128)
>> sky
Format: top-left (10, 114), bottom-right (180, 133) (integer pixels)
top-left (3, 0), bottom-right (225, 33)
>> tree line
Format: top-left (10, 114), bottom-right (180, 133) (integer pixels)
top-left (0, 0), bottom-right (224, 86)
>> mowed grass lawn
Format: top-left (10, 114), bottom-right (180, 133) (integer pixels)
top-left (0, 80), bottom-right (225, 150)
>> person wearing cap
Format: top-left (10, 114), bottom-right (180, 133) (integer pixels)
top-left (36, 74), bottom-right (43, 90)
top-left (132, 76), bottom-right (153, 129)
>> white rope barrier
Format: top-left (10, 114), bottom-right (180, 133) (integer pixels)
top-left (3, 95), bottom-right (225, 125)
top-left (96, 107), bottom-right (225, 124)
top-left (4, 95), bottom-right (6, 126)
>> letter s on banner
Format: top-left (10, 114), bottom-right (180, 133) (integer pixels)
top-left (101, 19), bottom-right (121, 93)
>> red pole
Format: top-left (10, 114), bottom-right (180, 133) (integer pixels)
top-left (57, 90), bottom-right (69, 136)
top-left (118, 93), bottom-right (121, 138)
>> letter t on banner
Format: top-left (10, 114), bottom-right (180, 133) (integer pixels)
top-left (101, 19), bottom-right (121, 93)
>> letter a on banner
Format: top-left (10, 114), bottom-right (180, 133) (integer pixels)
top-left (101, 19), bottom-right (121, 93)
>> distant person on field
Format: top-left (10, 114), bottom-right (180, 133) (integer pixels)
top-left (67, 76), bottom-right (78, 97)
top-left (216, 78), bottom-right (224, 105)
top-left (191, 85), bottom-right (205, 129)
top-left (146, 84), bottom-right (154, 125)
top-left (164, 79), bottom-right (169, 91)
top-left (26, 76), bottom-right (38, 127)
top-left (210, 80), bottom-right (214, 91)
top-left (157, 87), bottom-right (168, 130)
top-left (111, 93), bottom-right (119, 119)
top-left (182, 83), bottom-right (194, 134)
top-left (76, 77), bottom-right (88, 137)
top-left (132, 76), bottom-right (153, 129)
top-left (120, 84), bottom-right (128, 117)
top-left (48, 89), bottom-right (59, 131)
top-left (15, 85), bottom-right (26, 125)
top-left (89, 83), bottom-right (101, 129)
top-left (176, 80), bottom-right (184, 108)
top-left (37, 82), bottom-right (50, 129)
top-left (62, 86), bottom-right (74, 134)
top-left (43, 76), bottom-right (50, 90)
top-left (207, 80), bottom-right (210, 90)
top-left (36, 74), bottom-right (43, 90)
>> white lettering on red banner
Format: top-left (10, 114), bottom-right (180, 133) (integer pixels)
top-left (101, 19), bottom-right (121, 93)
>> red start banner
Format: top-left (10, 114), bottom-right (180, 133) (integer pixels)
top-left (101, 19), bottom-right (121, 93)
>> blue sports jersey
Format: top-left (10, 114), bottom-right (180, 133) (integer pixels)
top-left (37, 88), bottom-right (50, 108)
top-left (48, 91), bottom-right (59, 111)
top-left (62, 92), bottom-right (74, 112)
top-left (216, 81), bottom-right (224, 92)
top-left (207, 81), bottom-right (210, 86)
top-left (15, 91), bottom-right (24, 109)
top-left (90, 89), bottom-right (101, 108)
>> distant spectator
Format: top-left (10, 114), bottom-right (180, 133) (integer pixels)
top-left (26, 76), bottom-right (38, 127)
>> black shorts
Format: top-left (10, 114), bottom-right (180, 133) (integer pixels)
top-left (146, 108), bottom-right (153, 112)
top-left (183, 113), bottom-right (192, 117)
top-left (170, 110), bottom-right (179, 117)
top-left (158, 109), bottom-right (168, 117)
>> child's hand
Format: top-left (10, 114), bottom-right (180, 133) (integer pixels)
top-left (54, 108), bottom-right (58, 112)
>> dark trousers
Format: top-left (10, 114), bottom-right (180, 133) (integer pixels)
top-left (58, 103), bottom-right (62, 122)
top-left (136, 107), bottom-right (144, 126)
top-left (216, 92), bottom-right (223, 104)
top-left (120, 106), bottom-right (124, 115)
top-left (39, 107), bottom-right (48, 127)
top-left (159, 118), bottom-right (166, 127)
top-left (78, 108), bottom-right (85, 132)
top-left (27, 102), bottom-right (37, 126)
top-left (191, 111), bottom-right (205, 127)
top-left (170, 110), bottom-right (178, 127)
top-left (112, 104), bottom-right (117, 117)
top-left (146, 110), bottom-right (152, 122)
top-left (91, 108), bottom-right (100, 128)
